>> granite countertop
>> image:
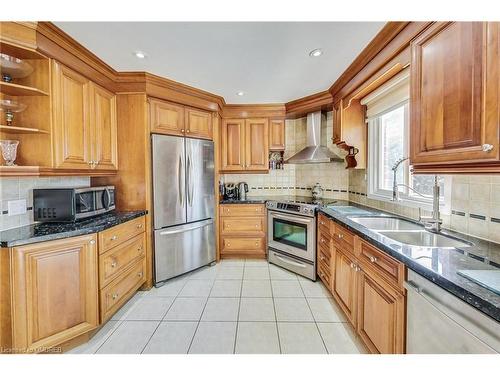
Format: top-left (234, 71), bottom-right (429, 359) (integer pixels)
top-left (319, 203), bottom-right (500, 323)
top-left (220, 196), bottom-right (282, 204)
top-left (0, 210), bottom-right (147, 248)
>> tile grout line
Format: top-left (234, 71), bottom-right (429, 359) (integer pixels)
top-left (270, 265), bottom-right (283, 354)
top-left (298, 279), bottom-right (329, 354)
top-left (232, 261), bottom-right (247, 354)
top-left (90, 320), bottom-right (125, 354)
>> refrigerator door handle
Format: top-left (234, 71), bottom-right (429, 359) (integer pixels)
top-left (159, 219), bottom-right (214, 236)
top-left (178, 155), bottom-right (183, 206)
top-left (187, 151), bottom-right (193, 206)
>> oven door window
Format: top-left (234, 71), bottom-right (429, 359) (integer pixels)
top-left (75, 191), bottom-right (95, 214)
top-left (273, 218), bottom-right (307, 251)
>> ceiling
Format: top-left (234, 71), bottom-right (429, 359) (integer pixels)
top-left (55, 22), bottom-right (385, 104)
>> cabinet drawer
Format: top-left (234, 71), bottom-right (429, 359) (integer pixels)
top-left (318, 213), bottom-right (333, 235)
top-left (358, 240), bottom-right (404, 290)
top-left (318, 230), bottom-right (333, 249)
top-left (318, 261), bottom-right (331, 287)
top-left (99, 233), bottom-right (145, 287)
top-left (221, 216), bottom-right (265, 236)
top-left (221, 236), bottom-right (265, 252)
top-left (99, 216), bottom-right (145, 254)
top-left (333, 223), bottom-right (355, 253)
top-left (100, 256), bottom-right (146, 322)
top-left (318, 242), bottom-right (332, 264)
top-left (220, 204), bottom-right (265, 217)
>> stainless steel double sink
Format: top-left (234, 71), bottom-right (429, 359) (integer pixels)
top-left (349, 216), bottom-right (472, 249)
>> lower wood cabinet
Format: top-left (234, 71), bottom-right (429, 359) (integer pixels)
top-left (219, 204), bottom-right (266, 259)
top-left (317, 215), bottom-right (406, 354)
top-left (9, 234), bottom-right (99, 353)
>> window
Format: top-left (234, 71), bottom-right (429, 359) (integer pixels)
top-left (363, 70), bottom-right (447, 210)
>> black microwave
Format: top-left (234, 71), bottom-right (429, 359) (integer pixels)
top-left (33, 186), bottom-right (115, 222)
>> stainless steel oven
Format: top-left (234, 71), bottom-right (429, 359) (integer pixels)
top-left (267, 199), bottom-right (318, 280)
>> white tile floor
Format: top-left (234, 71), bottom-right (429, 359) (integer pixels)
top-left (68, 259), bottom-right (366, 354)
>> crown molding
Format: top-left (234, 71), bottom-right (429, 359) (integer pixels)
top-left (285, 90), bottom-right (333, 119)
top-left (222, 104), bottom-right (286, 119)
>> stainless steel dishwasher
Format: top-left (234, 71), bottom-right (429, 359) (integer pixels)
top-left (405, 270), bottom-right (499, 353)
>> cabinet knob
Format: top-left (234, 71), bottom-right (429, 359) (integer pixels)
top-left (320, 255), bottom-right (325, 261)
top-left (227, 242), bottom-right (231, 247)
top-left (255, 224), bottom-right (258, 228)
top-left (138, 246), bottom-right (143, 252)
top-left (350, 263), bottom-right (355, 268)
top-left (369, 256), bottom-right (378, 263)
top-left (482, 144), bottom-right (494, 152)
top-left (337, 233), bottom-right (344, 239)
top-left (321, 238), bottom-right (325, 243)
top-left (137, 272), bottom-right (143, 278)
top-left (111, 235), bottom-right (118, 241)
top-left (112, 293), bottom-right (119, 300)
top-left (186, 130), bottom-right (190, 133)
top-left (320, 221), bottom-right (325, 225)
top-left (181, 129), bottom-right (185, 133)
top-left (111, 261), bottom-right (117, 268)
top-left (89, 239), bottom-right (96, 245)
top-left (137, 223), bottom-right (143, 229)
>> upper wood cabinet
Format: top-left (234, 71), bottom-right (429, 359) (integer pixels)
top-left (269, 119), bottom-right (285, 150)
top-left (410, 22), bottom-right (500, 172)
top-left (245, 118), bottom-right (269, 170)
top-left (149, 98), bottom-right (213, 140)
top-left (52, 61), bottom-right (118, 171)
top-left (185, 107), bottom-right (213, 139)
top-left (149, 98), bottom-right (185, 136)
top-left (10, 234), bottom-right (99, 353)
top-left (221, 118), bottom-right (269, 172)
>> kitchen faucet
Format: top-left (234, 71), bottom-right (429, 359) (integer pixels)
top-left (391, 157), bottom-right (442, 233)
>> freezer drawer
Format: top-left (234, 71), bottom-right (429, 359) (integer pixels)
top-left (154, 219), bottom-right (215, 284)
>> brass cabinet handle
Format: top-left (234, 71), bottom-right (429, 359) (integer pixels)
top-left (320, 255), bottom-right (325, 261)
top-left (255, 224), bottom-right (259, 228)
top-left (482, 144), bottom-right (494, 152)
top-left (320, 221), bottom-right (325, 225)
top-left (350, 262), bottom-right (355, 268)
top-left (137, 223), bottom-right (143, 228)
top-left (337, 233), bottom-right (344, 239)
top-left (321, 238), bottom-right (325, 243)
top-left (227, 242), bottom-right (231, 247)
top-left (137, 272), bottom-right (143, 278)
top-left (112, 293), bottom-right (119, 300)
top-left (186, 129), bottom-right (190, 133)
top-left (89, 239), bottom-right (96, 245)
top-left (111, 235), bottom-right (118, 241)
top-left (138, 246), bottom-right (143, 252)
top-left (181, 129), bottom-right (185, 133)
top-left (369, 256), bottom-right (378, 263)
top-left (111, 261), bottom-right (117, 268)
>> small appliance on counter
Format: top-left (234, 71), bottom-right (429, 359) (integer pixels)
top-left (223, 183), bottom-right (239, 200)
top-left (238, 182), bottom-right (249, 201)
top-left (33, 186), bottom-right (115, 222)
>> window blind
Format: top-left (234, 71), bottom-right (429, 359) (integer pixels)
top-left (361, 68), bottom-right (409, 121)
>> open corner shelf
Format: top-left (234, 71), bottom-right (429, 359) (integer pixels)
top-left (0, 81), bottom-right (49, 97)
top-left (0, 125), bottom-right (49, 134)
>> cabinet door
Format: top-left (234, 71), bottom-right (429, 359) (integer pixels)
top-left (185, 107), bottom-right (212, 140)
top-left (52, 61), bottom-right (92, 169)
top-left (269, 119), bottom-right (285, 150)
top-left (221, 119), bottom-right (246, 171)
top-left (357, 269), bottom-right (405, 354)
top-left (90, 83), bottom-right (118, 170)
top-left (245, 118), bottom-right (269, 171)
top-left (150, 98), bottom-right (185, 136)
top-left (410, 22), bottom-right (500, 166)
top-left (11, 234), bottom-right (99, 352)
top-left (332, 247), bottom-right (357, 326)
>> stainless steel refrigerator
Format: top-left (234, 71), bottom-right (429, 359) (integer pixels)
top-left (152, 134), bottom-right (215, 285)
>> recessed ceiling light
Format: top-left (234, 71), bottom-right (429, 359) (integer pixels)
top-left (309, 48), bottom-right (323, 57)
top-left (134, 51), bottom-right (147, 59)
top-left (236, 91), bottom-right (244, 96)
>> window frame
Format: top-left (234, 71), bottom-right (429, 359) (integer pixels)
top-left (367, 101), bottom-right (450, 212)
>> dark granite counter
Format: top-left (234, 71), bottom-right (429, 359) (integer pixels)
top-left (0, 210), bottom-right (147, 248)
top-left (220, 196), bottom-right (271, 204)
top-left (319, 203), bottom-right (500, 323)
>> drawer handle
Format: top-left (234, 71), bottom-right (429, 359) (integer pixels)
top-left (320, 221), bottom-right (325, 225)
top-left (136, 224), bottom-right (143, 229)
top-left (138, 272), bottom-right (143, 278)
top-left (255, 208), bottom-right (259, 212)
top-left (111, 235), bottom-right (118, 241)
top-left (255, 242), bottom-right (259, 246)
top-left (320, 255), bottom-right (325, 261)
top-left (350, 262), bottom-right (355, 268)
top-left (369, 256), bottom-right (378, 263)
top-left (89, 239), bottom-right (96, 245)
top-left (227, 242), bottom-right (231, 247)
top-left (321, 238), bottom-right (325, 243)
top-left (227, 224), bottom-right (231, 228)
top-left (111, 261), bottom-right (117, 268)
top-left (482, 143), bottom-right (494, 152)
top-left (337, 233), bottom-right (344, 239)
top-left (112, 293), bottom-right (119, 300)
top-left (320, 272), bottom-right (325, 278)
top-left (138, 246), bottom-right (143, 252)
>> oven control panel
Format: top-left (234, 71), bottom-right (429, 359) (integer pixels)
top-left (266, 201), bottom-right (316, 217)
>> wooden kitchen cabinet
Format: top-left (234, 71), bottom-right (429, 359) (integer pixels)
top-left (150, 98), bottom-right (185, 136)
top-left (357, 266), bottom-right (405, 354)
top-left (332, 246), bottom-right (358, 326)
top-left (269, 118), bottom-right (285, 151)
top-left (219, 204), bottom-right (266, 259)
top-left (221, 118), bottom-right (269, 172)
top-left (410, 22), bottom-right (500, 172)
top-left (10, 234), bottom-right (99, 353)
top-left (52, 61), bottom-right (118, 171)
top-left (185, 107), bottom-right (212, 139)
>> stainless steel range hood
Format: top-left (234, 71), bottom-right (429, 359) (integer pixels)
top-left (285, 111), bottom-right (344, 164)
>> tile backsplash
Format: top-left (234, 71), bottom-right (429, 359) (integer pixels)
top-left (349, 169), bottom-right (500, 244)
top-left (0, 177), bottom-right (90, 231)
top-left (222, 112), bottom-right (349, 200)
